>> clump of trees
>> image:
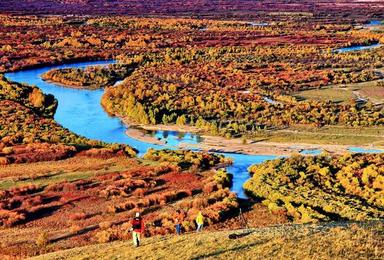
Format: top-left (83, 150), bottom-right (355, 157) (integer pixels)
top-left (0, 74), bottom-right (57, 117)
top-left (143, 148), bottom-right (232, 170)
top-left (244, 153), bottom-right (384, 223)
top-left (41, 63), bottom-right (139, 89)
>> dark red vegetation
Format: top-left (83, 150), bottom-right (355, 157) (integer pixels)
top-left (0, 0), bottom-right (383, 20)
top-left (0, 156), bottom-right (249, 257)
top-left (0, 142), bottom-right (133, 165)
top-left (0, 14), bottom-right (363, 73)
top-left (0, 143), bottom-right (76, 165)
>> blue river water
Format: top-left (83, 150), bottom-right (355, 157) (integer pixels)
top-left (4, 60), bottom-right (279, 199)
top-left (300, 149), bottom-right (323, 155)
top-left (335, 43), bottom-right (382, 53)
top-left (249, 22), bottom-right (269, 27)
top-left (367, 20), bottom-right (382, 26)
top-left (348, 147), bottom-right (384, 154)
top-left (334, 20), bottom-right (382, 53)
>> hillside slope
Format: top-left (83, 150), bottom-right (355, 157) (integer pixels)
top-left (31, 221), bottom-right (383, 260)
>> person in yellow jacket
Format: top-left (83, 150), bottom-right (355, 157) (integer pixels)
top-left (196, 211), bottom-right (204, 232)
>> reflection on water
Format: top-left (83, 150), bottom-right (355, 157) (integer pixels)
top-left (300, 149), bottom-right (322, 155)
top-left (263, 97), bottom-right (278, 105)
top-left (148, 130), bottom-right (202, 146)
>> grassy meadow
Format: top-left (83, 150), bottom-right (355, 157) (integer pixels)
top-left (30, 221), bottom-right (383, 260)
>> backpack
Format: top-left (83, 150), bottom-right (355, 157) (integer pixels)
top-left (132, 217), bottom-right (142, 230)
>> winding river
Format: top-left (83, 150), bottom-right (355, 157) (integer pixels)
top-left (5, 60), bottom-right (279, 199)
top-left (4, 58), bottom-right (383, 199)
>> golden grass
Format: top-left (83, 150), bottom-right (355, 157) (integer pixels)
top-left (295, 87), bottom-right (355, 103)
top-left (295, 80), bottom-right (384, 104)
top-left (359, 86), bottom-right (384, 101)
top-left (30, 221), bottom-right (383, 260)
top-left (250, 126), bottom-right (384, 146)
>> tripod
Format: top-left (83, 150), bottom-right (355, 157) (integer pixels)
top-left (239, 208), bottom-right (249, 230)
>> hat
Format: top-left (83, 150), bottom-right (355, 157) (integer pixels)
top-left (135, 212), bottom-right (140, 217)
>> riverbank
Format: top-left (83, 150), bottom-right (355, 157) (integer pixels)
top-left (41, 78), bottom-right (100, 90)
top-left (123, 120), bottom-right (383, 156)
top-left (123, 118), bottom-right (202, 146)
top-left (184, 136), bottom-right (350, 156)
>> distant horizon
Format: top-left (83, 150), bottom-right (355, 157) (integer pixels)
top-left (1, 0), bottom-right (384, 19)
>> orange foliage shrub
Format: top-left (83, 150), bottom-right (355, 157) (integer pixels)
top-left (69, 212), bottom-right (89, 221)
top-left (28, 88), bottom-right (45, 108)
top-left (203, 181), bottom-right (218, 194)
top-left (0, 210), bottom-right (26, 227)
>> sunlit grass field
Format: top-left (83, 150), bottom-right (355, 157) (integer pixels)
top-left (295, 79), bottom-right (384, 104)
top-left (250, 126), bottom-right (384, 146)
top-left (31, 221), bottom-right (383, 260)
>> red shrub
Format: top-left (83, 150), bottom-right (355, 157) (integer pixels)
top-left (108, 201), bottom-right (136, 213)
top-left (61, 183), bottom-right (78, 192)
top-left (69, 212), bottom-right (89, 221)
top-left (192, 198), bottom-right (208, 209)
top-left (0, 210), bottom-right (26, 227)
top-left (132, 188), bottom-right (145, 197)
top-left (203, 182), bottom-right (218, 194)
top-left (45, 182), bottom-right (67, 192)
top-left (10, 184), bottom-right (41, 196)
top-left (96, 173), bottom-right (121, 181)
top-left (21, 195), bottom-right (44, 208)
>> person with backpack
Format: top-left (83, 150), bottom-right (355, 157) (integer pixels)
top-left (196, 211), bottom-right (204, 232)
top-left (130, 212), bottom-right (144, 247)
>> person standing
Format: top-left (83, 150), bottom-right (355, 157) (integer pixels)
top-left (196, 211), bottom-right (204, 232)
top-left (131, 212), bottom-right (144, 247)
top-left (174, 210), bottom-right (184, 235)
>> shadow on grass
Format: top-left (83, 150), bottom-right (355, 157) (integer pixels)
top-left (228, 230), bottom-right (253, 239)
top-left (191, 238), bottom-right (270, 259)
